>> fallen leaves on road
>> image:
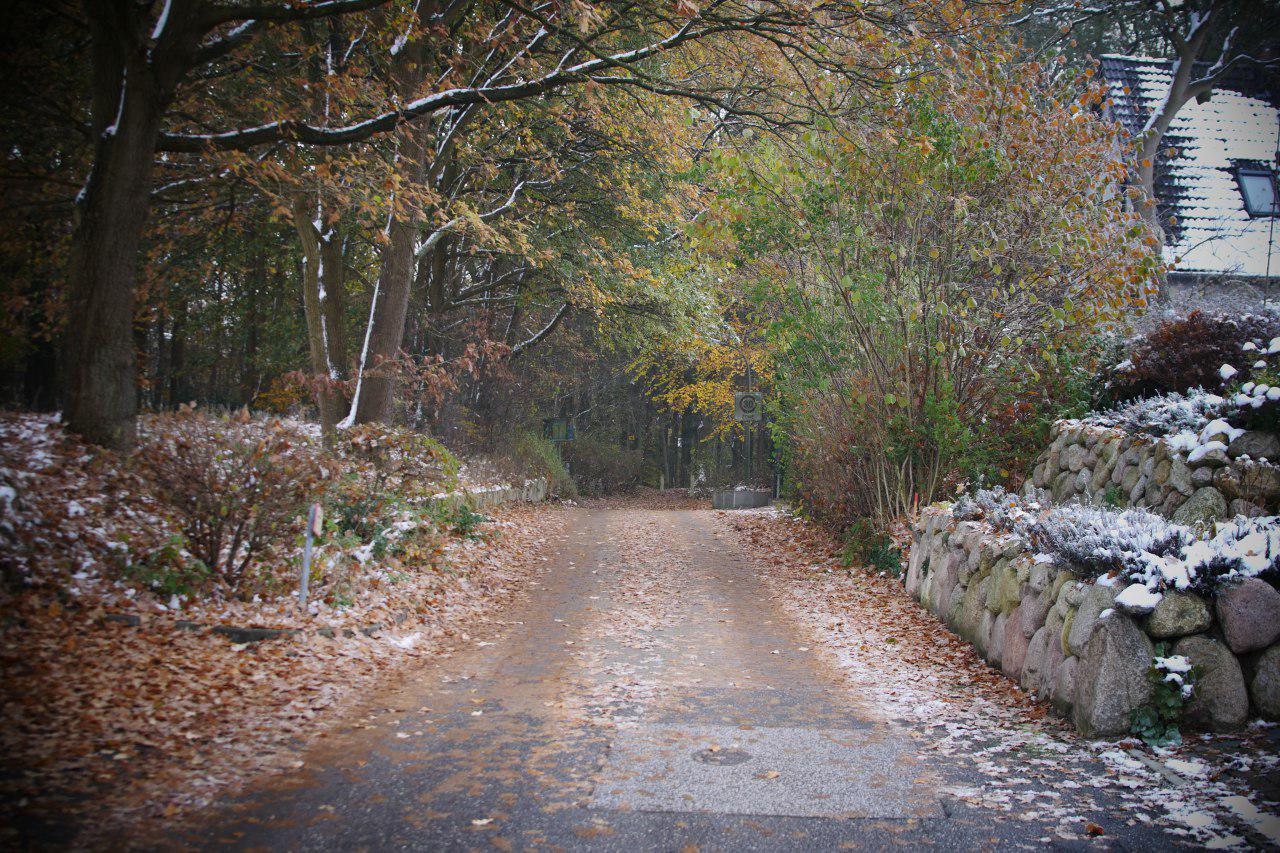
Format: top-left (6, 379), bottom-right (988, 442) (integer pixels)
top-left (0, 504), bottom-right (568, 847)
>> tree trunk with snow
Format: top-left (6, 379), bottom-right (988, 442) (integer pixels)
top-left (291, 195), bottom-right (342, 447)
top-left (64, 3), bottom-right (175, 450)
top-left (351, 196), bottom-right (423, 425)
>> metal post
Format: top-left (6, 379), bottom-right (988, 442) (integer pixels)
top-left (745, 358), bottom-right (753, 487)
top-left (300, 502), bottom-right (321, 608)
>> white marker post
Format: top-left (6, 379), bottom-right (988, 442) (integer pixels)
top-left (300, 502), bottom-right (323, 608)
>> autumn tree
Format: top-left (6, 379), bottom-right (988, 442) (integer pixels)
top-left (657, 43), bottom-right (1158, 521)
top-left (52, 0), bottom-right (991, 450)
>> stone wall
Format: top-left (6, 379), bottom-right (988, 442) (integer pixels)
top-left (905, 505), bottom-right (1280, 737)
top-left (433, 477), bottom-right (550, 512)
top-left (1029, 421), bottom-right (1280, 523)
top-left (1166, 274), bottom-right (1280, 319)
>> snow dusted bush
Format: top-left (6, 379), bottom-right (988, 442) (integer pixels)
top-left (345, 423), bottom-right (459, 492)
top-left (951, 487), bottom-right (1279, 597)
top-left (326, 423), bottom-right (460, 541)
top-left (952, 486), bottom-right (1044, 530)
top-left (1022, 504), bottom-right (1191, 584)
top-left (1081, 380), bottom-right (1279, 459)
top-left (1104, 310), bottom-right (1280, 403)
top-left (1090, 388), bottom-right (1279, 464)
top-left (1222, 375), bottom-right (1280, 435)
top-left (133, 407), bottom-right (326, 591)
top-left (1083, 388), bottom-right (1228, 437)
top-left (1181, 515), bottom-right (1280, 596)
top-left (1085, 308), bottom-right (1280, 454)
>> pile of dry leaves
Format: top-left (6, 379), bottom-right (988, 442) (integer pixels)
top-left (0, 409), bottom-right (568, 845)
top-left (1, 503), bottom-right (566, 846)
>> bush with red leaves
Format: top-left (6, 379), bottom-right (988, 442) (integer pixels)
top-left (133, 407), bottom-right (325, 591)
top-left (1105, 311), bottom-right (1280, 403)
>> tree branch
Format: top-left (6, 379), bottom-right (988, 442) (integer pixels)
top-left (157, 18), bottom-right (733, 151)
top-left (511, 302), bottom-right (571, 356)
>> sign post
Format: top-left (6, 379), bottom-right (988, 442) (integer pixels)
top-left (542, 417), bottom-right (576, 442)
top-left (300, 502), bottom-right (322, 608)
top-left (734, 361), bottom-right (763, 487)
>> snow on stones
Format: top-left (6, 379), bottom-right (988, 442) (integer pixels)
top-left (726, 508), bottom-right (1280, 849)
top-left (908, 492), bottom-right (1279, 735)
top-left (1116, 583), bottom-right (1162, 615)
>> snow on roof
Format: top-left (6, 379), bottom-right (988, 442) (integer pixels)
top-left (1100, 55), bottom-right (1280, 279)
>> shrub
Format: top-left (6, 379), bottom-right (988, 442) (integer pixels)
top-left (1130, 647), bottom-right (1198, 748)
top-left (430, 501), bottom-right (488, 538)
top-left (952, 486), bottom-right (1044, 530)
top-left (344, 422), bottom-right (459, 494)
top-left (120, 534), bottom-right (211, 599)
top-left (1104, 311), bottom-right (1280, 404)
top-left (505, 430), bottom-right (577, 499)
top-left (956, 488), bottom-right (1279, 596)
top-left (323, 423), bottom-right (460, 541)
top-left (324, 473), bottom-right (398, 542)
top-left (1023, 504), bottom-right (1191, 583)
top-left (841, 518), bottom-right (903, 576)
top-left (1224, 375), bottom-right (1280, 435)
top-left (133, 407), bottom-right (324, 591)
top-left (1083, 389), bottom-right (1228, 438)
top-left (1182, 515), bottom-right (1280, 595)
top-left (253, 374), bottom-right (309, 414)
top-left (345, 504), bottom-right (448, 568)
top-left (563, 436), bottom-right (646, 496)
top-left (1083, 380), bottom-right (1280, 450)
top-left (1089, 311), bottom-right (1280, 444)
top-left (741, 50), bottom-right (1145, 527)
top-left (955, 489), bottom-right (1191, 584)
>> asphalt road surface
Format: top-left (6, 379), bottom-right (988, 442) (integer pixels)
top-left (169, 507), bottom-right (1211, 851)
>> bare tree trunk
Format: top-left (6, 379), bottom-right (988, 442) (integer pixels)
top-left (321, 233), bottom-right (348, 370)
top-left (64, 41), bottom-right (165, 449)
top-left (680, 408), bottom-right (696, 489)
top-left (242, 258), bottom-right (260, 403)
top-left (1126, 0), bottom-right (1249, 303)
top-left (291, 195), bottom-right (340, 447)
top-left (1133, 54), bottom-right (1200, 248)
top-left (349, 10), bottom-right (435, 426)
top-left (353, 203), bottom-right (420, 424)
top-left (167, 303), bottom-right (186, 408)
top-left (63, 0), bottom-right (205, 446)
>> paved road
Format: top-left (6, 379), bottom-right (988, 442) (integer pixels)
top-left (172, 508), bottom-right (1192, 851)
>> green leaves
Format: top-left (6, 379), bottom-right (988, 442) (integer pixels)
top-left (1131, 646), bottom-right (1198, 749)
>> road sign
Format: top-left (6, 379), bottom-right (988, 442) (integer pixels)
top-left (543, 417), bottom-right (576, 442)
top-left (734, 391), bottom-right (763, 422)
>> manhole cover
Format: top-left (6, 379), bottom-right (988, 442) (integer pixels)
top-left (693, 747), bottom-right (751, 766)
